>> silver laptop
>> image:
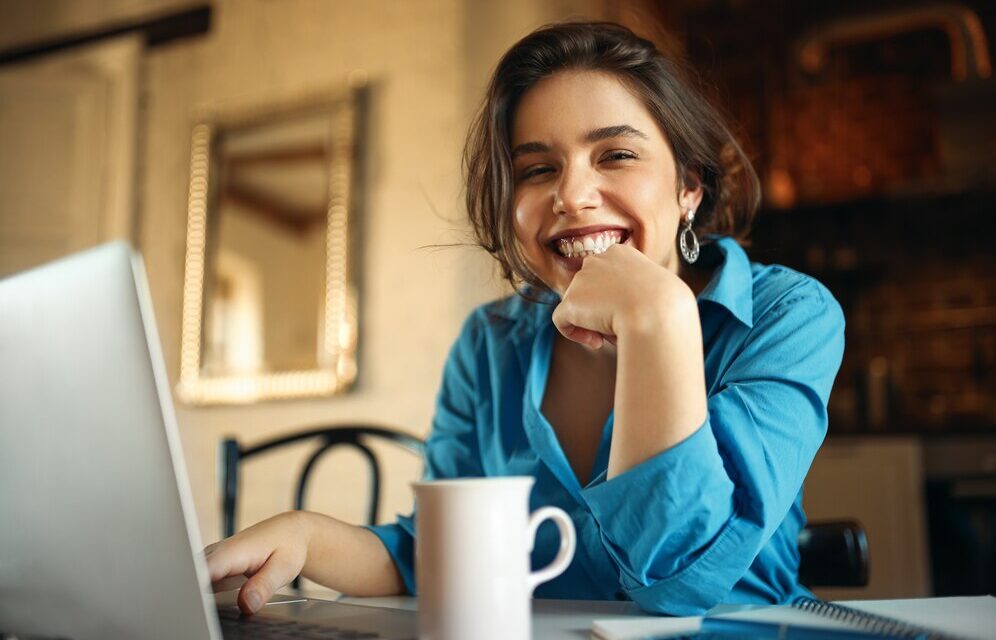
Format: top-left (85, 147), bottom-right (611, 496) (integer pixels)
top-left (0, 243), bottom-right (417, 640)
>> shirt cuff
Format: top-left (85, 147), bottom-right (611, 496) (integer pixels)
top-left (364, 516), bottom-right (416, 595)
top-left (622, 511), bottom-right (756, 615)
top-left (579, 418), bottom-right (737, 613)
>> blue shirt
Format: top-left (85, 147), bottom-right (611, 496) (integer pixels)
top-left (368, 236), bottom-right (845, 615)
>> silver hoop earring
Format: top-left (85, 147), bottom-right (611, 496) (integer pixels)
top-left (679, 208), bottom-right (700, 264)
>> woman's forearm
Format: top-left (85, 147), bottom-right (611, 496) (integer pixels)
top-left (608, 289), bottom-right (708, 479)
top-left (297, 511), bottom-right (405, 596)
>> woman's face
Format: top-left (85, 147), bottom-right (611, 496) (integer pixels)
top-left (510, 69), bottom-right (701, 296)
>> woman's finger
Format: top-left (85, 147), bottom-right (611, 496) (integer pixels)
top-left (204, 538), bottom-right (263, 586)
top-left (553, 272), bottom-right (616, 342)
top-left (211, 574), bottom-right (249, 593)
top-left (557, 323), bottom-right (607, 349)
top-left (238, 549), bottom-right (301, 615)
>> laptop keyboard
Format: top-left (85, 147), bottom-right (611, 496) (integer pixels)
top-left (217, 606), bottom-right (399, 639)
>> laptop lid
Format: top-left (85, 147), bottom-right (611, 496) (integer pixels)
top-left (0, 243), bottom-right (220, 639)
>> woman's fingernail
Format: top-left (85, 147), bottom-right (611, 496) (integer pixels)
top-left (246, 590), bottom-right (262, 611)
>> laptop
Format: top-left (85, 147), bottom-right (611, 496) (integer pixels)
top-left (0, 243), bottom-right (417, 639)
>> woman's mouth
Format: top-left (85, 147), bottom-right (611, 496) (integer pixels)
top-left (555, 229), bottom-right (626, 258)
top-left (547, 228), bottom-right (631, 270)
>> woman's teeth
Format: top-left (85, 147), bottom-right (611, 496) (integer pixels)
top-left (556, 230), bottom-right (624, 258)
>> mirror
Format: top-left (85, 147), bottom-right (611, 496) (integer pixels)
top-left (178, 86), bottom-right (365, 404)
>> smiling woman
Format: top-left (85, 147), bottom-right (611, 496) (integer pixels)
top-left (465, 24), bottom-right (760, 295)
top-left (203, 21), bottom-right (846, 619)
top-left (510, 70), bottom-right (694, 296)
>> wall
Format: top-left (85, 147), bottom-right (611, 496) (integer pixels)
top-left (132, 0), bottom-right (601, 547)
top-left (0, 0), bottom-right (201, 50)
top-left (0, 0), bottom-right (601, 546)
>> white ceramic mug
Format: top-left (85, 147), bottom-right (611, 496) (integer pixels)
top-left (413, 477), bottom-right (576, 640)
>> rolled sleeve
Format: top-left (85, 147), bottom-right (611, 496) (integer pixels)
top-left (365, 516), bottom-right (417, 595)
top-left (579, 279), bottom-right (845, 615)
top-left (580, 418), bottom-right (735, 613)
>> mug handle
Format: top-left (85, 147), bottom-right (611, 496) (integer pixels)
top-left (525, 506), bottom-right (577, 594)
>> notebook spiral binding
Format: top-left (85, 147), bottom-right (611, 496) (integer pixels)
top-left (792, 596), bottom-right (964, 640)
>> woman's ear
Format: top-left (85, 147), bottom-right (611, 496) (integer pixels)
top-left (679, 169), bottom-right (704, 216)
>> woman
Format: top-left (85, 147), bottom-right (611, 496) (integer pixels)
top-left (205, 21), bottom-right (845, 616)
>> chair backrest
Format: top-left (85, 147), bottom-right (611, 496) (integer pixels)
top-left (798, 519), bottom-right (870, 588)
top-left (220, 425), bottom-right (425, 539)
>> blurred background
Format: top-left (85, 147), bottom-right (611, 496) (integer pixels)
top-left (1, 0), bottom-right (993, 602)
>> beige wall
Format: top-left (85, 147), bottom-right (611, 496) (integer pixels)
top-left (0, 0), bottom-right (599, 549)
top-left (0, 0), bottom-right (202, 50)
top-left (0, 0), bottom-right (600, 545)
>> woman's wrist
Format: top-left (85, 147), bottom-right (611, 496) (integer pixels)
top-left (284, 510), bottom-right (317, 565)
top-left (293, 512), bottom-right (405, 596)
top-left (615, 273), bottom-right (699, 341)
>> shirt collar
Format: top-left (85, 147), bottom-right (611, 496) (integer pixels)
top-left (487, 287), bottom-right (557, 324)
top-left (493, 235), bottom-right (754, 337)
top-left (487, 289), bottom-right (557, 376)
top-left (697, 236), bottom-right (754, 328)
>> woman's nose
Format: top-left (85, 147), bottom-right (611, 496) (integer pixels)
top-left (553, 164), bottom-right (600, 216)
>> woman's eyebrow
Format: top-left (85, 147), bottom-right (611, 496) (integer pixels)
top-left (511, 141), bottom-right (550, 159)
top-left (511, 125), bottom-right (648, 159)
top-left (585, 124), bottom-right (648, 142)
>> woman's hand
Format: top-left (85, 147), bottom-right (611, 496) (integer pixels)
top-left (552, 243), bottom-right (708, 477)
top-left (203, 511), bottom-right (406, 613)
top-left (552, 243), bottom-right (696, 349)
top-left (203, 511), bottom-right (311, 615)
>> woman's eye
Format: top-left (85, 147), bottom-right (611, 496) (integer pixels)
top-left (602, 150), bottom-right (637, 163)
top-left (520, 166), bottom-right (553, 180)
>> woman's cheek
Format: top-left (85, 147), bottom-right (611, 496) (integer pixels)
top-left (513, 190), bottom-right (538, 226)
top-left (512, 202), bottom-right (531, 245)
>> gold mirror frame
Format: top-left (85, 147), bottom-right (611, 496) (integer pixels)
top-left (177, 86), bottom-right (365, 405)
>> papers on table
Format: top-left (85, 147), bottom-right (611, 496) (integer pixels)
top-left (591, 595), bottom-right (996, 640)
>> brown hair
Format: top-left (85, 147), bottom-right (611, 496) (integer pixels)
top-left (464, 21), bottom-right (760, 290)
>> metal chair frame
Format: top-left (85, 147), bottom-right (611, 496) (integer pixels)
top-left (220, 425), bottom-right (425, 539)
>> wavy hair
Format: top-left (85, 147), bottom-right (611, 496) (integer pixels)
top-left (464, 21), bottom-right (760, 290)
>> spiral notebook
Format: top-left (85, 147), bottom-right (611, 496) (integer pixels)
top-left (591, 595), bottom-right (996, 640)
